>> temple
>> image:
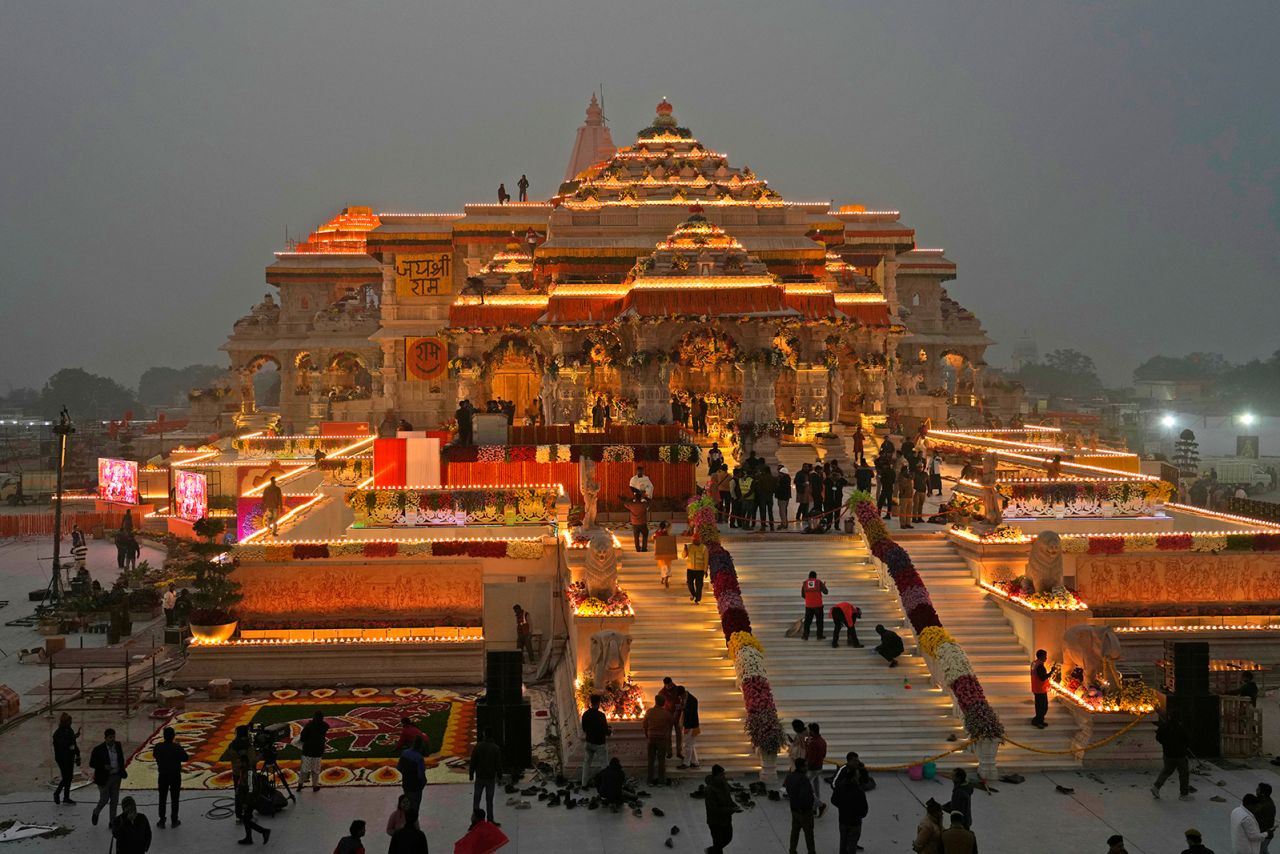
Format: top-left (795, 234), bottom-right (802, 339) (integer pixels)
top-left (219, 97), bottom-right (997, 439)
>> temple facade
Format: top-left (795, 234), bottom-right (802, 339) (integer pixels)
top-left (222, 98), bottom-right (995, 436)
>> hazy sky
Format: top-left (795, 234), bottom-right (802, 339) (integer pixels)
top-left (2, 1), bottom-right (1277, 391)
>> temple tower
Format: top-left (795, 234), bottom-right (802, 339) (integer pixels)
top-left (563, 93), bottom-right (617, 182)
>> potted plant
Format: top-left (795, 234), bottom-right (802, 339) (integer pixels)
top-left (187, 517), bottom-right (241, 643)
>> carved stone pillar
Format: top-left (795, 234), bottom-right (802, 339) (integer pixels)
top-left (736, 364), bottom-right (780, 425)
top-left (455, 368), bottom-right (481, 406)
top-left (307, 369), bottom-right (326, 422)
top-left (239, 369), bottom-right (256, 415)
top-left (380, 340), bottom-right (399, 407)
top-left (633, 363), bottom-right (673, 424)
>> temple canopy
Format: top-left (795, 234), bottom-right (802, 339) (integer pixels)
top-left (562, 99), bottom-right (784, 209)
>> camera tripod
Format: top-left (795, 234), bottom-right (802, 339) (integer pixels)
top-left (258, 754), bottom-right (297, 804)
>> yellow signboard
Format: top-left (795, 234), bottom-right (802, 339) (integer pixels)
top-left (394, 253), bottom-right (453, 300)
top-left (405, 337), bottom-right (448, 381)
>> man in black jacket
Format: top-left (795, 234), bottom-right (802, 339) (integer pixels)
top-left (469, 729), bottom-right (503, 826)
top-left (580, 694), bottom-right (611, 785)
top-left (704, 764), bottom-right (736, 854)
top-left (52, 712), bottom-right (80, 805)
top-left (90, 728), bottom-right (127, 826)
top-left (1151, 713), bottom-right (1192, 800)
top-left (873, 625), bottom-right (904, 667)
top-left (112, 796), bottom-right (151, 854)
top-left (152, 726), bottom-right (189, 827)
top-left (784, 758), bottom-right (817, 854)
top-left (830, 752), bottom-right (869, 854)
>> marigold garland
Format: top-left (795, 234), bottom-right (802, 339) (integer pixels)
top-left (856, 497), bottom-right (1005, 741)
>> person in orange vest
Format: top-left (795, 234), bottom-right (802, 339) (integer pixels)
top-left (1030, 648), bottom-right (1051, 729)
top-left (829, 602), bottom-right (863, 648)
top-left (801, 572), bottom-right (829, 641)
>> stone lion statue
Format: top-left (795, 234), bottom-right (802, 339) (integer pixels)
top-left (1061, 624), bottom-right (1123, 690)
top-left (589, 630), bottom-right (632, 691)
top-left (1026, 531), bottom-right (1064, 593)
top-left (582, 530), bottom-right (618, 601)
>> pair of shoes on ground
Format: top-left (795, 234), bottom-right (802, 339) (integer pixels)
top-left (157, 818), bottom-right (180, 828)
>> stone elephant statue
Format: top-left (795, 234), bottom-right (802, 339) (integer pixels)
top-left (1061, 624), bottom-right (1123, 690)
top-left (1026, 531), bottom-right (1064, 593)
top-left (589, 630), bottom-right (632, 692)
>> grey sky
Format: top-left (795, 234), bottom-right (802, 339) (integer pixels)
top-left (2, 1), bottom-right (1277, 390)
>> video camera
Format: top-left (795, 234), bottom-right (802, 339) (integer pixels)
top-left (252, 722), bottom-right (290, 763)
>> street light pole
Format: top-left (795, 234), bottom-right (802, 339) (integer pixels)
top-left (50, 407), bottom-right (75, 601)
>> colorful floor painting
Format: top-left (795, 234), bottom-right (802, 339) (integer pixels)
top-left (124, 688), bottom-right (477, 790)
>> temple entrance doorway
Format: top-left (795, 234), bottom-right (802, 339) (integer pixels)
top-left (671, 329), bottom-right (743, 441)
top-left (490, 361), bottom-right (540, 423)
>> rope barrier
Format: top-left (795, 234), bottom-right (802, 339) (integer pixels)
top-left (1001, 711), bottom-right (1153, 755)
top-left (820, 741), bottom-right (975, 773)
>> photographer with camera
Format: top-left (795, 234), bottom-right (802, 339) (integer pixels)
top-left (230, 725), bottom-right (271, 845)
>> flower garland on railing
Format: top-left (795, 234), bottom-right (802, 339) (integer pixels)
top-left (1059, 532), bottom-right (1280, 555)
top-left (854, 495), bottom-right (1005, 741)
top-left (566, 581), bottom-right (635, 616)
top-left (235, 538), bottom-right (546, 562)
top-left (344, 487), bottom-right (558, 527)
top-left (1003, 480), bottom-right (1174, 505)
top-left (687, 493), bottom-right (786, 755)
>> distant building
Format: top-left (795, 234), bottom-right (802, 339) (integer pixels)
top-left (1010, 332), bottom-right (1038, 372)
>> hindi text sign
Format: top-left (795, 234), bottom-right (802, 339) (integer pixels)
top-left (394, 253), bottom-right (453, 300)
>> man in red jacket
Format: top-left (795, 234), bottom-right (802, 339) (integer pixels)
top-left (804, 722), bottom-right (829, 817)
top-left (801, 572), bottom-right (829, 641)
top-left (829, 602), bottom-right (863, 648)
top-left (1030, 648), bottom-right (1051, 729)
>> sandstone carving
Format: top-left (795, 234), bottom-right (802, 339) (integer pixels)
top-left (1061, 624), bottom-right (1123, 690)
top-left (589, 630), bottom-right (632, 691)
top-left (1027, 531), bottom-right (1064, 593)
top-left (582, 530), bottom-right (618, 601)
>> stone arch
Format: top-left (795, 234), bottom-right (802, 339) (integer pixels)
top-left (321, 351), bottom-right (373, 402)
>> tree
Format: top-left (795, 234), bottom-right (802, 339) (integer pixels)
top-left (1012, 349), bottom-right (1103, 399)
top-left (1133, 353), bottom-right (1230, 382)
top-left (137, 365), bottom-right (226, 408)
top-left (40, 369), bottom-right (137, 420)
top-left (1172, 429), bottom-right (1200, 478)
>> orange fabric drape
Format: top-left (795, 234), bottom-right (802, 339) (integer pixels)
top-left (0, 512), bottom-right (127, 539)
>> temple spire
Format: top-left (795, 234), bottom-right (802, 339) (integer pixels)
top-left (564, 92), bottom-right (617, 183)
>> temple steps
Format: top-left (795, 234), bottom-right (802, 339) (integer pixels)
top-left (900, 535), bottom-right (1081, 768)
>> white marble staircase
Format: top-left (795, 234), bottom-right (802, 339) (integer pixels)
top-left (896, 534), bottom-right (1081, 769)
top-left (726, 537), bottom-right (971, 770)
top-left (610, 545), bottom-right (757, 773)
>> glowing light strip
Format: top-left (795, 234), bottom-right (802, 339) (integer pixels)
top-left (562, 529), bottom-right (622, 549)
top-left (1165, 502), bottom-right (1280, 530)
top-left (931, 429), bottom-right (1131, 457)
top-left (169, 449), bottom-right (220, 468)
top-left (549, 285), bottom-right (631, 297)
top-left (452, 295), bottom-right (549, 306)
top-left (561, 198), bottom-right (788, 209)
top-left (1113, 624), bottom-right (1280, 634)
top-left (240, 534), bottom-right (547, 546)
top-left (783, 286), bottom-right (834, 295)
top-left (235, 434), bottom-right (372, 441)
top-left (834, 294), bottom-right (889, 304)
top-left (192, 633), bottom-right (483, 648)
top-left (630, 277), bottom-right (778, 288)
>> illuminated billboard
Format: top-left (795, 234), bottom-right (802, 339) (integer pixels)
top-left (174, 470), bottom-right (208, 522)
top-left (97, 458), bottom-right (139, 505)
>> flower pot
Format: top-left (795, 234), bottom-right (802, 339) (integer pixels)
top-left (758, 748), bottom-right (778, 779)
top-left (974, 737), bottom-right (999, 781)
top-left (190, 620), bottom-right (238, 644)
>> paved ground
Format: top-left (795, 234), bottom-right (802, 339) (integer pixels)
top-left (1, 763), bottom-right (1278, 853)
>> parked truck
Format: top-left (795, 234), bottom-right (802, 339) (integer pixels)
top-left (1200, 458), bottom-right (1271, 494)
top-left (0, 470), bottom-right (58, 505)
